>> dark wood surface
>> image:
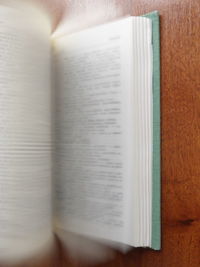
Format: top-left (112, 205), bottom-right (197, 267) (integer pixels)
top-left (1, 0), bottom-right (200, 266)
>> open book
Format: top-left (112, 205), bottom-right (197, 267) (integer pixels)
top-left (0, 2), bottom-right (160, 262)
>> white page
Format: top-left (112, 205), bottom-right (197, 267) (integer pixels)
top-left (54, 17), bottom-right (152, 246)
top-left (0, 4), bottom-right (53, 261)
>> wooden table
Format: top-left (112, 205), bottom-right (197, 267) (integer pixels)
top-left (2, 0), bottom-right (200, 266)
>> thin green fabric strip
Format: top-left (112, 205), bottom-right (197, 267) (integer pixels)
top-left (143, 11), bottom-right (161, 250)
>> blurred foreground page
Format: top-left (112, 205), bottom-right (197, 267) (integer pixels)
top-left (0, 3), bottom-right (53, 262)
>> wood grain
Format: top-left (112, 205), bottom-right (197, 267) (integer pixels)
top-left (1, 0), bottom-right (200, 266)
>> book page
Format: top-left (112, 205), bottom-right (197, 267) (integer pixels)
top-left (0, 4), bottom-right (53, 262)
top-left (53, 17), bottom-right (152, 246)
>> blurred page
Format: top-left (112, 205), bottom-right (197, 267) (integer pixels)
top-left (53, 17), bottom-right (140, 246)
top-left (0, 3), bottom-right (53, 262)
